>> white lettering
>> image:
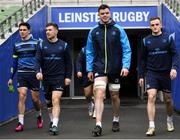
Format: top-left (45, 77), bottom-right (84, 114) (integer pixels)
top-left (112, 12), bottom-right (120, 22)
top-left (143, 11), bottom-right (150, 21)
top-left (95, 12), bottom-right (99, 22)
top-left (88, 12), bottom-right (95, 22)
top-left (83, 12), bottom-right (89, 22)
top-left (71, 12), bottom-right (74, 22)
top-left (59, 13), bottom-right (64, 23)
top-left (58, 11), bottom-right (151, 23)
top-left (120, 12), bottom-right (127, 22)
top-left (136, 12), bottom-right (143, 22)
top-left (113, 11), bottom-right (150, 22)
top-left (64, 13), bottom-right (71, 22)
top-left (75, 12), bottom-right (82, 22)
top-left (128, 12), bottom-right (135, 22)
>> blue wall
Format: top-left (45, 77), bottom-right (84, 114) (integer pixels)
top-left (0, 6), bottom-right (47, 123)
top-left (162, 4), bottom-right (180, 111)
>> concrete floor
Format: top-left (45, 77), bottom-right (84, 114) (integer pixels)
top-left (0, 98), bottom-right (180, 139)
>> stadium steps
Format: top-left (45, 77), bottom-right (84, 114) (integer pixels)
top-left (0, 6), bottom-right (20, 22)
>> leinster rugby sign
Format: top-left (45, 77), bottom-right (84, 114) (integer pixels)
top-left (51, 6), bottom-right (157, 29)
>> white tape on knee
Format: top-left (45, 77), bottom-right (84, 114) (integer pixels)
top-left (94, 80), bottom-right (107, 89)
top-left (109, 83), bottom-right (120, 91)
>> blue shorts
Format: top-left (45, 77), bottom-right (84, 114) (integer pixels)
top-left (79, 75), bottom-right (93, 88)
top-left (146, 71), bottom-right (171, 92)
top-left (17, 72), bottom-right (40, 91)
top-left (94, 72), bottom-right (120, 84)
top-left (43, 79), bottom-right (65, 93)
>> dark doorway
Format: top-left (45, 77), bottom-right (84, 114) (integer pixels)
top-left (59, 29), bottom-right (150, 98)
top-left (74, 37), bottom-right (87, 96)
top-left (119, 34), bottom-right (138, 98)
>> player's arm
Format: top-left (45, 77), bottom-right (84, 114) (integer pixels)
top-left (64, 43), bottom-right (72, 85)
top-left (35, 40), bottom-right (43, 80)
top-left (76, 49), bottom-right (83, 78)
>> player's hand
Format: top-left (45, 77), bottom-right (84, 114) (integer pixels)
top-left (77, 72), bottom-right (82, 78)
top-left (87, 72), bottom-right (94, 81)
top-left (36, 72), bottom-right (43, 81)
top-left (138, 78), bottom-right (144, 87)
top-left (170, 69), bottom-right (177, 80)
top-left (65, 78), bottom-right (71, 86)
top-left (8, 79), bottom-right (13, 86)
top-left (120, 68), bottom-right (129, 77)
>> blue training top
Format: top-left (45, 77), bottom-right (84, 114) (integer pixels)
top-left (86, 19), bottom-right (131, 74)
top-left (139, 33), bottom-right (179, 78)
top-left (35, 39), bottom-right (72, 81)
top-left (10, 35), bottom-right (39, 79)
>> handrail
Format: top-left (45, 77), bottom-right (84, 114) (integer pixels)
top-left (0, 0), bottom-right (45, 39)
top-left (165, 0), bottom-right (180, 20)
top-left (46, 0), bottom-right (160, 5)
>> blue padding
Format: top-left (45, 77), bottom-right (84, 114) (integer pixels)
top-left (0, 6), bottom-right (47, 123)
top-left (162, 4), bottom-right (180, 111)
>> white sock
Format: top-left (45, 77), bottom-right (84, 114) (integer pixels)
top-left (49, 113), bottom-right (53, 122)
top-left (167, 115), bottom-right (173, 123)
top-left (36, 110), bottom-right (42, 117)
top-left (113, 116), bottom-right (119, 122)
top-left (149, 121), bottom-right (155, 128)
top-left (96, 122), bottom-right (102, 127)
top-left (18, 114), bottom-right (24, 125)
top-left (52, 117), bottom-right (59, 127)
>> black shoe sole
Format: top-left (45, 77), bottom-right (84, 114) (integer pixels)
top-left (92, 131), bottom-right (102, 137)
top-left (112, 128), bottom-right (119, 132)
top-left (50, 131), bottom-right (59, 135)
top-left (146, 133), bottom-right (155, 136)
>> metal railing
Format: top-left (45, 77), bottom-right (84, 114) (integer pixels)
top-left (0, 0), bottom-right (44, 39)
top-left (45, 0), bottom-right (161, 5)
top-left (165, 0), bottom-right (180, 20)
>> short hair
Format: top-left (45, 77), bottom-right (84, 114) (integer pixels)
top-left (46, 22), bottom-right (59, 30)
top-left (98, 4), bottom-right (110, 12)
top-left (149, 16), bottom-right (161, 22)
top-left (19, 22), bottom-right (30, 30)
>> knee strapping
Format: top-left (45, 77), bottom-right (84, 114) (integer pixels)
top-left (109, 83), bottom-right (120, 91)
top-left (94, 80), bottom-right (107, 89)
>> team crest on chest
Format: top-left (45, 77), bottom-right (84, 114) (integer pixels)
top-left (112, 31), bottom-right (116, 36)
top-left (96, 31), bottom-right (99, 35)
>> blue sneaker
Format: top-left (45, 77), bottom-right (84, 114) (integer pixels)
top-left (49, 122), bottom-right (53, 132)
top-left (50, 126), bottom-right (59, 135)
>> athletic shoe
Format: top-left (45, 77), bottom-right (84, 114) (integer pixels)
top-left (167, 122), bottom-right (175, 132)
top-left (88, 102), bottom-right (94, 116)
top-left (15, 122), bottom-right (24, 132)
top-left (146, 127), bottom-right (155, 136)
top-left (49, 122), bottom-right (53, 132)
top-left (50, 126), bottom-right (59, 135)
top-left (92, 125), bottom-right (102, 137)
top-left (37, 115), bottom-right (43, 128)
top-left (112, 121), bottom-right (119, 132)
